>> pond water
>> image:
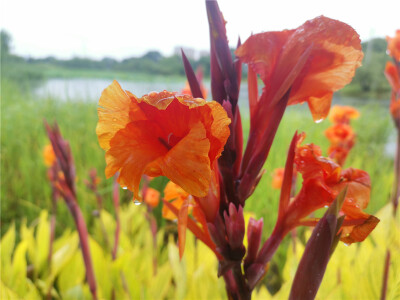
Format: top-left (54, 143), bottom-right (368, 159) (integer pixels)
top-left (34, 78), bottom-right (188, 102)
top-left (33, 77), bottom-right (395, 155)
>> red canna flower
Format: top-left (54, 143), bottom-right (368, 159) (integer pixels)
top-left (328, 105), bottom-right (360, 124)
top-left (235, 16), bottom-right (363, 202)
top-left (385, 61), bottom-right (400, 92)
top-left (387, 30), bottom-right (400, 62)
top-left (325, 123), bottom-right (355, 145)
top-left (325, 123), bottom-right (356, 165)
top-left (236, 16), bottom-right (363, 122)
top-left (96, 81), bottom-right (230, 200)
top-left (276, 135), bottom-right (379, 244)
top-left (384, 61), bottom-right (400, 128)
top-left (385, 30), bottom-right (400, 214)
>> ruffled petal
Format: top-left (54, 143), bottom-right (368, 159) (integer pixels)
top-left (97, 81), bottom-right (142, 150)
top-left (287, 16), bottom-right (363, 108)
top-left (205, 101), bottom-right (231, 163)
top-left (235, 30), bottom-right (294, 83)
top-left (106, 120), bottom-right (168, 199)
top-left (160, 122), bottom-right (211, 197)
top-left (340, 215), bottom-right (380, 243)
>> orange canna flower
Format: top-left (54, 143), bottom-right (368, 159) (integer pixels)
top-left (384, 61), bottom-right (400, 127)
top-left (384, 62), bottom-right (400, 92)
top-left (43, 144), bottom-right (56, 167)
top-left (390, 94), bottom-right (400, 128)
top-left (328, 105), bottom-right (360, 124)
top-left (144, 187), bottom-right (160, 208)
top-left (162, 181), bottom-right (192, 220)
top-left (387, 29), bottom-right (400, 62)
top-left (271, 168), bottom-right (284, 189)
top-left (325, 123), bottom-right (355, 145)
top-left (279, 142), bottom-right (379, 243)
top-left (96, 81), bottom-right (231, 200)
top-left (236, 16), bottom-right (363, 121)
top-left (325, 121), bottom-right (356, 166)
top-left (162, 180), bottom-right (216, 258)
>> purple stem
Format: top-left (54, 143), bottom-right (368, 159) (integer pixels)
top-left (256, 226), bottom-right (285, 267)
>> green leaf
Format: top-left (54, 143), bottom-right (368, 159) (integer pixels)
top-left (11, 240), bottom-right (28, 296)
top-left (58, 252), bottom-right (85, 293)
top-left (1, 222), bottom-right (15, 284)
top-left (89, 237), bottom-right (112, 299)
top-left (168, 237), bottom-right (187, 300)
top-left (149, 264), bottom-right (173, 299)
top-left (35, 210), bottom-right (50, 275)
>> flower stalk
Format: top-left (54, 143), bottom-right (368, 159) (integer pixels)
top-left (45, 121), bottom-right (98, 300)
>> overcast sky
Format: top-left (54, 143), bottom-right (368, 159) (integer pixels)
top-left (1, 0), bottom-right (399, 60)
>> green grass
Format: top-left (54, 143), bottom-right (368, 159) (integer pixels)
top-left (1, 78), bottom-right (396, 239)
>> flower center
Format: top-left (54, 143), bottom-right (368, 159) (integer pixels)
top-left (158, 133), bottom-right (182, 150)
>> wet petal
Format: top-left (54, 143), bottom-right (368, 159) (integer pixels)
top-left (106, 120), bottom-right (167, 199)
top-left (160, 122), bottom-right (211, 197)
top-left (97, 81), bottom-right (143, 150)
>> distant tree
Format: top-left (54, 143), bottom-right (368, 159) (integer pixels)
top-left (343, 37), bottom-right (391, 98)
top-left (101, 57), bottom-right (117, 69)
top-left (1, 30), bottom-right (11, 56)
top-left (142, 51), bottom-right (162, 62)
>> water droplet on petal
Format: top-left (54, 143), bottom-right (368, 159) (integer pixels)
top-left (134, 200), bottom-right (141, 206)
top-left (315, 118), bottom-right (324, 124)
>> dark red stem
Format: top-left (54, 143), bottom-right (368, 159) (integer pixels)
top-left (65, 197), bottom-right (98, 300)
top-left (256, 225), bottom-right (285, 267)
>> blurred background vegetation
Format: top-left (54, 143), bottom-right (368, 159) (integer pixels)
top-left (1, 30), bottom-right (393, 99)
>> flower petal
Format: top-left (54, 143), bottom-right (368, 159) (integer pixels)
top-left (97, 81), bottom-right (143, 150)
top-left (160, 122), bottom-right (211, 197)
top-left (106, 120), bottom-right (168, 199)
top-left (287, 16), bottom-right (363, 108)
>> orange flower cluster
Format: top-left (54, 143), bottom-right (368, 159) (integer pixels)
top-left (277, 135), bottom-right (379, 244)
top-left (96, 81), bottom-right (230, 200)
top-left (325, 105), bottom-right (359, 166)
top-left (385, 30), bottom-right (400, 128)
